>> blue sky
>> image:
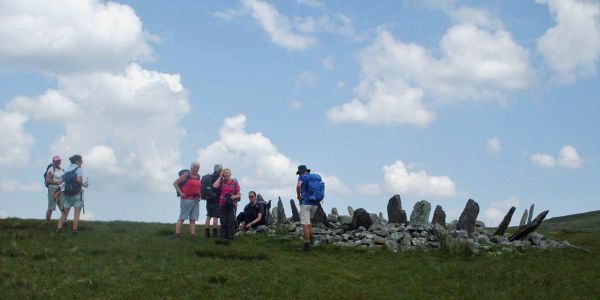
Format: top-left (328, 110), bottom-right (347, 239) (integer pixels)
top-left (0, 0), bottom-right (598, 225)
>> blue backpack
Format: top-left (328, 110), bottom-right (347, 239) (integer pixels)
top-left (62, 166), bottom-right (81, 196)
top-left (305, 173), bottom-right (325, 202)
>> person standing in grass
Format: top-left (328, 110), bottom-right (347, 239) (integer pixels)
top-left (45, 155), bottom-right (64, 224)
top-left (202, 164), bottom-right (222, 238)
top-left (57, 155), bottom-right (89, 234)
top-left (296, 165), bottom-right (325, 252)
top-left (213, 168), bottom-right (240, 240)
top-left (173, 161), bottom-right (202, 241)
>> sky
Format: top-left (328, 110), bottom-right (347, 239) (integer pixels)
top-left (0, 0), bottom-right (599, 225)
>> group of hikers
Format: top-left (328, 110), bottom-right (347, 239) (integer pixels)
top-left (44, 154), bottom-right (325, 251)
top-left (172, 163), bottom-right (325, 251)
top-left (44, 154), bottom-right (89, 234)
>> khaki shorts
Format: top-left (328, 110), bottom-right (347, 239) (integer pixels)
top-left (300, 205), bottom-right (317, 225)
top-left (47, 186), bottom-right (63, 211)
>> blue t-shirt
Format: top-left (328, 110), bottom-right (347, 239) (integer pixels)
top-left (298, 174), bottom-right (317, 206)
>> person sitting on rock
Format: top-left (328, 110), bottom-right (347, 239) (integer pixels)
top-left (236, 191), bottom-right (266, 231)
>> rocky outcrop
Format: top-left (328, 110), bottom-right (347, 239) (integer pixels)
top-left (509, 210), bottom-right (549, 242)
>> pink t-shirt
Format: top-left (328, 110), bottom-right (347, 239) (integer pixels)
top-left (219, 179), bottom-right (240, 206)
top-left (180, 175), bottom-right (201, 200)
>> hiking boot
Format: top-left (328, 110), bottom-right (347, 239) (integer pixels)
top-left (298, 242), bottom-right (311, 252)
top-left (71, 230), bottom-right (79, 235)
top-left (55, 228), bottom-right (62, 233)
top-left (190, 234), bottom-right (198, 242)
top-left (310, 236), bottom-right (315, 245)
top-left (173, 234), bottom-right (181, 241)
top-left (212, 228), bottom-right (218, 238)
top-left (204, 228), bottom-right (210, 238)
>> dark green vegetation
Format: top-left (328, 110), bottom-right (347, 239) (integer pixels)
top-left (1, 218), bottom-right (599, 299)
top-left (540, 210), bottom-right (600, 232)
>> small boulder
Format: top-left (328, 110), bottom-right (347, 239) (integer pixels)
top-left (351, 208), bottom-right (373, 230)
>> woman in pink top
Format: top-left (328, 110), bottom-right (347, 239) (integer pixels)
top-left (212, 168), bottom-right (241, 240)
top-left (173, 161), bottom-right (201, 241)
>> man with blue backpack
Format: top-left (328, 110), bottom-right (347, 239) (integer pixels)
top-left (296, 165), bottom-right (325, 252)
top-left (57, 154), bottom-right (88, 234)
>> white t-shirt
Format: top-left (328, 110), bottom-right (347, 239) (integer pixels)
top-left (46, 166), bottom-right (64, 187)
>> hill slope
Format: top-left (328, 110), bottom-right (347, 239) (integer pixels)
top-left (540, 210), bottom-right (600, 232)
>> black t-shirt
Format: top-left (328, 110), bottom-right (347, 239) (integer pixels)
top-left (243, 201), bottom-right (265, 221)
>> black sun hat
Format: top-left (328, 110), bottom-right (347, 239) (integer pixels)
top-left (296, 165), bottom-right (310, 175)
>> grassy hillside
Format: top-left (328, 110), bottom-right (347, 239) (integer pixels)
top-left (540, 210), bottom-right (600, 232)
top-left (1, 218), bottom-right (600, 299)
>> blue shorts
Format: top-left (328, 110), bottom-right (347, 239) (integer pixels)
top-left (62, 192), bottom-right (83, 209)
top-left (179, 199), bottom-right (200, 221)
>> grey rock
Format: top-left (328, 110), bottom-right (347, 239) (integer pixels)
top-left (420, 231), bottom-right (429, 238)
top-left (331, 207), bottom-right (338, 216)
top-left (256, 225), bottom-right (267, 233)
top-left (375, 228), bottom-right (389, 238)
top-left (528, 204), bottom-right (535, 224)
top-left (428, 241), bottom-right (440, 248)
top-left (258, 194), bottom-right (273, 225)
top-left (400, 235), bottom-right (412, 250)
top-left (385, 240), bottom-right (399, 252)
top-left (373, 236), bottom-right (386, 245)
top-left (351, 208), bottom-right (373, 230)
top-left (410, 200), bottom-right (432, 225)
top-left (339, 215), bottom-right (352, 225)
top-left (378, 212), bottom-right (384, 221)
top-left (271, 208), bottom-right (278, 225)
top-left (509, 210), bottom-right (549, 242)
top-left (431, 205), bottom-right (446, 228)
top-left (277, 197), bottom-right (287, 224)
top-left (348, 206), bottom-right (354, 217)
top-left (357, 226), bottom-right (366, 232)
top-left (327, 214), bottom-right (338, 223)
top-left (412, 237), bottom-right (428, 247)
top-left (311, 204), bottom-right (328, 226)
top-left (312, 227), bottom-right (327, 235)
top-left (501, 247), bottom-right (513, 253)
top-left (400, 210), bottom-right (408, 225)
top-left (519, 209), bottom-right (528, 227)
top-left (387, 194), bottom-right (407, 224)
top-left (475, 221), bottom-right (485, 228)
top-left (390, 232), bottom-right (404, 241)
top-left (457, 199), bottom-right (480, 233)
top-left (477, 235), bottom-right (491, 244)
top-left (493, 206), bottom-right (516, 236)
top-left (290, 199), bottom-right (300, 222)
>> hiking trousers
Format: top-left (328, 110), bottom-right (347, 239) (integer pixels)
top-left (220, 205), bottom-right (236, 240)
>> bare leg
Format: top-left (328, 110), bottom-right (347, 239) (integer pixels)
top-left (46, 210), bottom-right (52, 222)
top-left (175, 219), bottom-right (183, 235)
top-left (205, 216), bottom-right (211, 227)
top-left (57, 208), bottom-right (70, 229)
top-left (303, 224), bottom-right (312, 243)
top-left (73, 207), bottom-right (81, 231)
top-left (190, 220), bottom-right (197, 235)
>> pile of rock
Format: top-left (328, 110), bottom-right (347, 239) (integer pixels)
top-left (241, 195), bottom-right (573, 253)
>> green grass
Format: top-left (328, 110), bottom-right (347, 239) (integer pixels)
top-left (1, 218), bottom-right (600, 299)
top-left (540, 210), bottom-right (600, 232)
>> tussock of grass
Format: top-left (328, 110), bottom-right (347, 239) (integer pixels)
top-left (194, 249), bottom-right (269, 261)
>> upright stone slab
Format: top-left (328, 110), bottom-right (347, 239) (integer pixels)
top-left (259, 194), bottom-right (274, 225)
top-left (410, 200), bottom-right (431, 225)
top-left (277, 197), bottom-right (287, 224)
top-left (272, 208), bottom-right (278, 225)
top-left (387, 194), bottom-right (404, 224)
top-left (331, 207), bottom-right (339, 216)
top-left (493, 206), bottom-right (516, 236)
top-left (509, 210), bottom-right (549, 241)
top-left (431, 205), bottom-right (446, 228)
top-left (519, 209), bottom-right (528, 227)
top-left (400, 210), bottom-right (407, 224)
top-left (351, 208), bottom-right (373, 230)
top-left (348, 206), bottom-right (354, 217)
top-left (289, 199), bottom-right (300, 222)
top-left (528, 204), bottom-right (535, 224)
top-left (456, 199), bottom-right (479, 233)
top-left (312, 204), bottom-right (328, 226)
top-left (378, 212), bottom-right (384, 220)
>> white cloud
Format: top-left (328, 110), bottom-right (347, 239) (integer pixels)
top-left (536, 0), bottom-right (600, 82)
top-left (484, 208), bottom-right (505, 225)
top-left (296, 71), bottom-right (319, 89)
top-left (322, 56), bottom-right (334, 71)
top-left (297, 0), bottom-right (324, 8)
top-left (241, 0), bottom-right (317, 50)
top-left (531, 145), bottom-right (583, 169)
top-left (531, 153), bottom-right (556, 168)
top-left (0, 0), bottom-right (154, 74)
top-left (328, 7), bottom-right (534, 127)
top-left (356, 183), bottom-right (383, 196)
top-left (197, 115), bottom-right (349, 199)
top-left (487, 137), bottom-right (502, 154)
top-left (557, 145), bottom-right (583, 169)
top-left (290, 100), bottom-right (304, 109)
top-left (0, 110), bottom-right (33, 168)
top-left (0, 179), bottom-right (43, 192)
top-left (8, 64), bottom-right (190, 191)
top-left (80, 210), bottom-right (95, 221)
top-left (7, 90), bottom-right (78, 121)
top-left (484, 195), bottom-right (521, 226)
top-left (383, 160), bottom-right (456, 198)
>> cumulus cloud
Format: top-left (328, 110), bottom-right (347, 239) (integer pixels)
top-left (0, 179), bottom-right (43, 192)
top-left (356, 183), bottom-right (383, 196)
top-left (0, 110), bottom-right (33, 168)
top-left (484, 195), bottom-right (520, 225)
top-left (536, 0), bottom-right (600, 82)
top-left (328, 7), bottom-right (534, 127)
top-left (487, 137), bottom-right (502, 154)
top-left (197, 115), bottom-right (349, 199)
top-left (8, 64), bottom-right (190, 191)
top-left (531, 145), bottom-right (583, 169)
top-left (0, 0), bottom-right (154, 74)
top-left (383, 160), bottom-right (456, 198)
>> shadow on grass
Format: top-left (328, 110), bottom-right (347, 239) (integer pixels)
top-left (195, 249), bottom-right (269, 261)
top-left (157, 229), bottom-right (173, 236)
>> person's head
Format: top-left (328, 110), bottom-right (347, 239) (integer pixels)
top-left (190, 161), bottom-right (200, 174)
top-left (52, 155), bottom-right (61, 167)
top-left (248, 191), bottom-right (257, 203)
top-left (222, 168), bottom-right (232, 180)
top-left (296, 165), bottom-right (310, 175)
top-left (214, 164), bottom-right (222, 174)
top-left (69, 155), bottom-right (82, 166)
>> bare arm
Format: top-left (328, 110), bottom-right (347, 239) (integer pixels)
top-left (247, 213), bottom-right (262, 228)
top-left (76, 176), bottom-right (88, 188)
top-left (173, 174), bottom-right (187, 197)
top-left (212, 176), bottom-right (222, 189)
top-left (296, 181), bottom-right (302, 200)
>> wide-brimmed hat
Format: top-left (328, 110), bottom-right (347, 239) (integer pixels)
top-left (296, 165), bottom-right (310, 175)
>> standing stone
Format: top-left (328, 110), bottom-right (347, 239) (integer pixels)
top-left (400, 210), bottom-right (407, 224)
top-left (528, 204), bottom-right (535, 224)
top-left (312, 204), bottom-right (328, 226)
top-left (277, 197), bottom-right (286, 224)
top-left (410, 200), bottom-right (431, 225)
top-left (509, 210), bottom-right (550, 241)
top-left (431, 205), bottom-right (446, 228)
top-left (387, 194), bottom-right (404, 224)
top-left (272, 208), bottom-right (278, 225)
top-left (351, 208), bottom-right (373, 230)
top-left (290, 199), bottom-right (300, 222)
top-left (331, 207), bottom-right (339, 216)
top-left (348, 206), bottom-right (354, 217)
top-left (493, 206), bottom-right (516, 236)
top-left (456, 199), bottom-right (480, 233)
top-left (378, 212), bottom-right (384, 220)
top-left (519, 209), bottom-right (528, 227)
top-left (259, 194), bottom-right (273, 225)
